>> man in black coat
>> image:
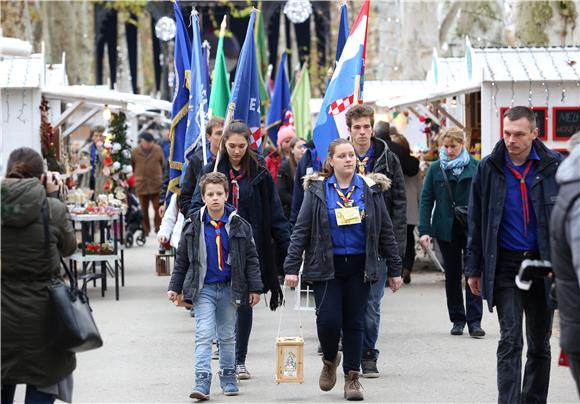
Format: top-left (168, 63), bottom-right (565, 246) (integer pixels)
top-left (179, 117), bottom-right (224, 216)
top-left (374, 121), bottom-right (419, 177)
top-left (466, 106), bottom-right (563, 403)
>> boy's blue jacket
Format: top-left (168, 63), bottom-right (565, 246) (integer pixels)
top-left (168, 203), bottom-right (263, 306)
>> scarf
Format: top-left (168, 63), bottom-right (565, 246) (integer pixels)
top-left (209, 220), bottom-right (226, 270)
top-left (229, 169), bottom-right (245, 209)
top-left (439, 146), bottom-right (470, 176)
top-left (506, 160), bottom-right (534, 236)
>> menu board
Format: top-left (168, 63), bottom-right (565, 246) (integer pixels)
top-left (553, 107), bottom-right (580, 141)
top-left (500, 107), bottom-right (548, 140)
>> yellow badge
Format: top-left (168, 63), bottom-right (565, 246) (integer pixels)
top-left (335, 206), bottom-right (362, 226)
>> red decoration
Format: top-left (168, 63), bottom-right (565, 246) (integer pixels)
top-left (103, 156), bottom-right (113, 166)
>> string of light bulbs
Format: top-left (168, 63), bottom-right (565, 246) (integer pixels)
top-left (546, 47), bottom-right (567, 102)
top-left (513, 47), bottom-right (534, 107)
top-left (528, 47), bottom-right (549, 110)
top-left (498, 49), bottom-right (516, 107)
top-left (482, 51), bottom-right (499, 117)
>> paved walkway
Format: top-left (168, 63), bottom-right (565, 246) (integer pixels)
top-left (51, 236), bottom-right (577, 403)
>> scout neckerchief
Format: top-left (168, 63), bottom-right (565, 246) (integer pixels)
top-left (356, 147), bottom-right (372, 175)
top-left (209, 219), bottom-right (225, 271)
top-left (333, 183), bottom-right (356, 208)
top-left (506, 159), bottom-right (534, 236)
top-left (229, 169), bottom-right (245, 209)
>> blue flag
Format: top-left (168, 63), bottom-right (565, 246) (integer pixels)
top-left (336, 3), bottom-right (349, 63)
top-left (313, 0), bottom-right (369, 163)
top-left (201, 41), bottom-right (211, 114)
top-left (226, 10), bottom-right (262, 149)
top-left (265, 52), bottom-right (293, 146)
top-left (168, 0), bottom-right (191, 199)
top-left (184, 10), bottom-right (207, 170)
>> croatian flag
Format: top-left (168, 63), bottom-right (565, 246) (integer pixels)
top-left (226, 10), bottom-right (262, 149)
top-left (313, 0), bottom-right (369, 163)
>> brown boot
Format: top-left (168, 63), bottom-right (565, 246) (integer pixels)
top-left (319, 352), bottom-right (341, 391)
top-left (344, 370), bottom-right (364, 401)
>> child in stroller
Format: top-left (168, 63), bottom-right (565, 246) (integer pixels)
top-left (125, 191), bottom-right (147, 247)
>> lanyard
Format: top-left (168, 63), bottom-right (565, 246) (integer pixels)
top-left (333, 183), bottom-right (356, 207)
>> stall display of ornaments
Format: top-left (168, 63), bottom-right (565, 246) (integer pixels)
top-left (68, 193), bottom-right (125, 216)
top-left (102, 112), bottom-right (132, 201)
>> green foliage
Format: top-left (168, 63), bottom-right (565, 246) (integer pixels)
top-left (557, 0), bottom-right (577, 32)
top-left (516, 1), bottom-right (553, 45)
top-left (101, 0), bottom-right (147, 25)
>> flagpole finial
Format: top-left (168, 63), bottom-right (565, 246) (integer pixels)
top-left (219, 15), bottom-right (227, 37)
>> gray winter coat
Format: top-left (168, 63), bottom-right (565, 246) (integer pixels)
top-left (168, 205), bottom-right (263, 305)
top-left (284, 173), bottom-right (402, 282)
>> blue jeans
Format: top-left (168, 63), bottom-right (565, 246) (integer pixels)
top-left (193, 283), bottom-right (237, 375)
top-left (362, 258), bottom-right (388, 360)
top-left (1, 384), bottom-right (55, 404)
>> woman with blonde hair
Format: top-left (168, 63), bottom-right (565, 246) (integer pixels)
top-left (418, 127), bottom-right (484, 337)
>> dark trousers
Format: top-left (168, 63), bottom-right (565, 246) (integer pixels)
top-left (313, 255), bottom-right (370, 374)
top-left (1, 384), bottom-right (55, 404)
top-left (569, 353), bottom-right (580, 398)
top-left (494, 252), bottom-right (553, 404)
top-left (138, 193), bottom-right (161, 235)
top-left (235, 303), bottom-right (252, 365)
top-left (403, 225), bottom-right (416, 270)
top-left (437, 224), bottom-right (483, 328)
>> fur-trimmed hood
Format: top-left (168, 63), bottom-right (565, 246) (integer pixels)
top-left (302, 172), bottom-right (391, 192)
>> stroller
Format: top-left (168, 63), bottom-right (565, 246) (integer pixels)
top-left (125, 192), bottom-right (147, 248)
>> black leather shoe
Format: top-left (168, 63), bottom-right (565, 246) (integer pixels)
top-left (450, 323), bottom-right (465, 335)
top-left (402, 268), bottom-right (411, 284)
top-left (469, 326), bottom-right (486, 338)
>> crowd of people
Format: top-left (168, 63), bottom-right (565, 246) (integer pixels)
top-left (2, 104), bottom-right (579, 403)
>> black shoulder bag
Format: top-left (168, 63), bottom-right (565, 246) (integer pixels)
top-left (439, 164), bottom-right (469, 237)
top-left (42, 199), bottom-right (104, 352)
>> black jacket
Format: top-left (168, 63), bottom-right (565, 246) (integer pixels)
top-left (188, 154), bottom-right (290, 309)
top-left (180, 147), bottom-right (211, 216)
top-left (277, 159), bottom-right (294, 219)
top-left (168, 205), bottom-right (263, 305)
top-left (465, 139), bottom-right (562, 311)
top-left (386, 139), bottom-right (420, 177)
top-left (284, 173), bottom-right (402, 281)
top-left (289, 137), bottom-right (407, 256)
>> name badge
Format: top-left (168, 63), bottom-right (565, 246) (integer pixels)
top-left (335, 206), bottom-right (362, 226)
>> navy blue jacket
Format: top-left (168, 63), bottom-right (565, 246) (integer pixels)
top-left (465, 139), bottom-right (562, 311)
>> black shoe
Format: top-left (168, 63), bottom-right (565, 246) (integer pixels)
top-left (402, 268), bottom-right (411, 284)
top-left (361, 359), bottom-right (379, 378)
top-left (450, 323), bottom-right (465, 335)
top-left (469, 325), bottom-right (486, 338)
top-left (317, 344), bottom-right (323, 356)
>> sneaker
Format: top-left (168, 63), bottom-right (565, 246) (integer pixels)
top-left (212, 345), bottom-right (219, 360)
top-left (317, 344), bottom-right (323, 356)
top-left (344, 370), bottom-right (364, 401)
top-left (236, 363), bottom-right (251, 380)
top-left (319, 352), bottom-right (341, 391)
top-left (469, 325), bottom-right (486, 338)
top-left (361, 359), bottom-right (379, 378)
top-left (219, 368), bottom-right (239, 396)
top-left (402, 268), bottom-right (411, 284)
top-left (189, 371), bottom-right (211, 401)
top-left (450, 323), bottom-right (465, 336)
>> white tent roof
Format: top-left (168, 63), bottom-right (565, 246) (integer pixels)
top-left (474, 46), bottom-right (580, 82)
top-left (42, 85), bottom-right (172, 112)
top-left (0, 53), bottom-right (43, 88)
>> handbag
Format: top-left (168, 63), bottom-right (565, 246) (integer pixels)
top-left (439, 164), bottom-right (469, 235)
top-left (41, 199), bottom-right (103, 352)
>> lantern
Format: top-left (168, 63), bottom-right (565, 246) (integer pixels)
top-left (275, 336), bottom-right (304, 384)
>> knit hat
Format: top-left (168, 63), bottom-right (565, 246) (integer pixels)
top-left (276, 126), bottom-right (296, 147)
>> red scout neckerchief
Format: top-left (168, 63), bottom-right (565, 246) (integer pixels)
top-left (209, 219), bottom-right (225, 271)
top-left (333, 183), bottom-right (356, 208)
top-left (229, 169), bottom-right (245, 209)
top-left (506, 159), bottom-right (534, 236)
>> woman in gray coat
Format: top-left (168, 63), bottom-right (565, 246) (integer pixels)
top-left (284, 138), bottom-right (402, 401)
top-left (1, 148), bottom-right (77, 404)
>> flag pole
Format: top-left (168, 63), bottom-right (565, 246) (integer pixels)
top-left (353, 75), bottom-right (361, 104)
top-left (213, 102), bottom-right (236, 172)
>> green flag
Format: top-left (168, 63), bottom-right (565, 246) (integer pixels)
top-left (208, 17), bottom-right (230, 119)
top-left (254, 7), bottom-right (269, 117)
top-left (291, 63), bottom-right (312, 141)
